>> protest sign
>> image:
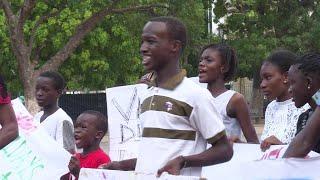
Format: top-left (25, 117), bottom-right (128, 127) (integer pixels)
top-left (105, 83), bottom-right (320, 179)
top-left (106, 84), bottom-right (147, 161)
top-left (79, 168), bottom-right (204, 180)
top-left (0, 98), bottom-right (71, 180)
top-left (202, 143), bottom-right (320, 179)
top-left (11, 98), bottom-right (37, 133)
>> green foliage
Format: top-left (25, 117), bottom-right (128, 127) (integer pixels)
top-left (0, 11), bottom-right (22, 97)
top-left (0, 0), bottom-right (211, 95)
top-left (213, 0), bottom-right (320, 80)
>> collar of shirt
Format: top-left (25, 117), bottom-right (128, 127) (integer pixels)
top-left (148, 69), bottom-right (186, 90)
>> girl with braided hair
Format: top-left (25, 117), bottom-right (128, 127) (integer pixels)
top-left (198, 43), bottom-right (259, 143)
top-left (283, 53), bottom-right (320, 157)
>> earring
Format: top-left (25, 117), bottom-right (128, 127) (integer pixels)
top-left (284, 80), bottom-right (287, 84)
top-left (308, 85), bottom-right (311, 90)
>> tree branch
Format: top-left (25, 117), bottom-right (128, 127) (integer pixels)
top-left (16, 0), bottom-right (37, 61)
top-left (28, 9), bottom-right (63, 57)
top-left (33, 43), bottom-right (45, 64)
top-left (0, 0), bottom-right (25, 75)
top-left (111, 4), bottom-right (167, 14)
top-left (0, 0), bottom-right (17, 33)
top-left (39, 3), bottom-right (167, 72)
top-left (18, 0), bottom-right (36, 27)
top-left (1, 0), bottom-right (36, 81)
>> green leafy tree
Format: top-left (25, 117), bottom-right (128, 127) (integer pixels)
top-left (0, 0), bottom-right (209, 113)
top-left (0, 0), bottom-right (166, 113)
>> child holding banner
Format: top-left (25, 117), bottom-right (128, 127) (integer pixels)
top-left (62, 110), bottom-right (110, 179)
top-left (100, 16), bottom-right (233, 177)
top-left (34, 71), bottom-right (75, 153)
top-left (0, 75), bottom-right (18, 149)
top-left (260, 50), bottom-right (308, 151)
top-left (283, 53), bottom-right (320, 157)
top-left (198, 43), bottom-right (259, 144)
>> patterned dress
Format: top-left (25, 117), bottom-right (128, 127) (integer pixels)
top-left (261, 99), bottom-right (309, 143)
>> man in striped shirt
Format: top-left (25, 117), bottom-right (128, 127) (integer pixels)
top-left (101, 16), bottom-right (233, 177)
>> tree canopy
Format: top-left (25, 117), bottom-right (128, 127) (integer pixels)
top-left (213, 0), bottom-right (320, 81)
top-left (0, 0), bottom-right (210, 112)
top-left (1, 0), bottom-right (320, 113)
top-left (0, 0), bottom-right (209, 95)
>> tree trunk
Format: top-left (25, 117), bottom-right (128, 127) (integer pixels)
top-left (250, 71), bottom-right (264, 124)
top-left (24, 80), bottom-right (39, 115)
top-left (21, 66), bottom-right (40, 115)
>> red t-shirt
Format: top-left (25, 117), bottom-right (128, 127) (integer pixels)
top-left (75, 148), bottom-right (111, 168)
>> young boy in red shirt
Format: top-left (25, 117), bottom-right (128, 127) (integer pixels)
top-left (65, 110), bottom-right (111, 179)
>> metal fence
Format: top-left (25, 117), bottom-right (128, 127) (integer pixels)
top-left (231, 78), bottom-right (265, 123)
top-left (59, 91), bottom-right (107, 122)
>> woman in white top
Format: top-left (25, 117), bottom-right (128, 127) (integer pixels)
top-left (198, 43), bottom-right (259, 143)
top-left (34, 71), bottom-right (75, 153)
top-left (260, 50), bottom-right (307, 151)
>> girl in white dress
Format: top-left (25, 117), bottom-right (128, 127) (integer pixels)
top-left (198, 43), bottom-right (259, 143)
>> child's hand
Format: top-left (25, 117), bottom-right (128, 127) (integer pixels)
top-left (68, 156), bottom-right (80, 178)
top-left (260, 135), bottom-right (283, 152)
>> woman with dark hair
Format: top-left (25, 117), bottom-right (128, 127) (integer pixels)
top-left (259, 50), bottom-right (308, 151)
top-left (0, 75), bottom-right (18, 149)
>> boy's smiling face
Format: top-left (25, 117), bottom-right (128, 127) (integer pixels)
top-left (140, 21), bottom-right (173, 72)
top-left (74, 113), bottom-right (100, 149)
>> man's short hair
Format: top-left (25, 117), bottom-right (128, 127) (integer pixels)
top-left (149, 16), bottom-right (187, 54)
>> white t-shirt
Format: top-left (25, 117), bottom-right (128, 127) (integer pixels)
top-left (261, 99), bottom-right (309, 143)
top-left (34, 108), bottom-right (75, 152)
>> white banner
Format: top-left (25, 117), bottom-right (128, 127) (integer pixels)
top-left (106, 84), bottom-right (147, 161)
top-left (202, 143), bottom-right (320, 179)
top-left (0, 98), bottom-right (71, 180)
top-left (79, 169), bottom-right (202, 180)
top-left (106, 83), bottom-right (320, 179)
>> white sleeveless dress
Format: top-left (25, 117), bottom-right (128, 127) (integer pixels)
top-left (213, 90), bottom-right (241, 138)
